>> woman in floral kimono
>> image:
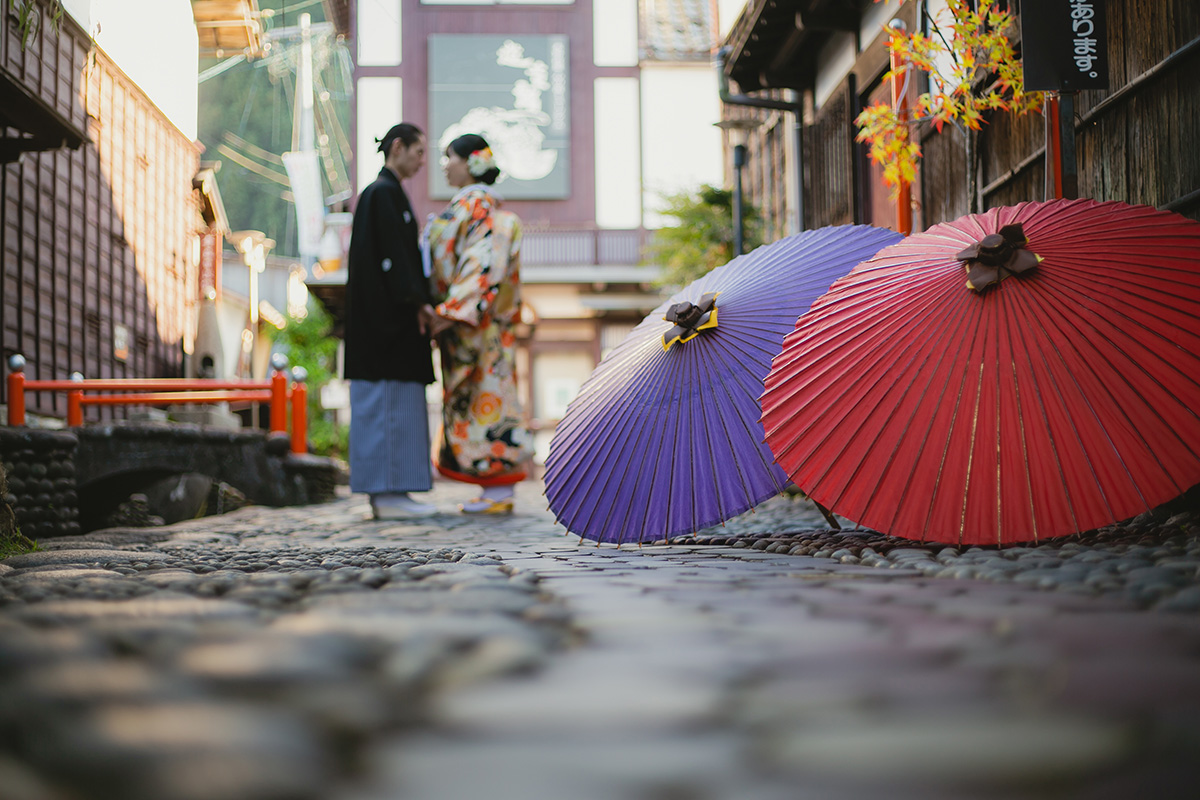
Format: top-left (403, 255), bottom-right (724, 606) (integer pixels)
top-left (424, 134), bottom-right (530, 514)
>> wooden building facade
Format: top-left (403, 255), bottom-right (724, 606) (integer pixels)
top-left (1, 1), bottom-right (203, 420)
top-left (722, 0), bottom-right (1200, 237)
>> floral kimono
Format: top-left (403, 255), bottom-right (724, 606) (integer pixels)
top-left (426, 184), bottom-right (530, 485)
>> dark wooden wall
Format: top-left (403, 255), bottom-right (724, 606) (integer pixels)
top-left (923, 0), bottom-right (1200, 222)
top-left (805, 80), bottom-right (855, 230)
top-left (1072, 0), bottom-right (1200, 216)
top-left (2, 7), bottom-right (200, 419)
top-left (732, 0), bottom-right (1200, 237)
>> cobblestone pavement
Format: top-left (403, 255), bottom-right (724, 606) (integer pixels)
top-left (2, 480), bottom-right (1199, 800)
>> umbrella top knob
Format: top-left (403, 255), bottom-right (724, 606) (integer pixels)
top-left (666, 301), bottom-right (705, 329)
top-left (663, 292), bottom-right (719, 351)
top-left (956, 223), bottom-right (1043, 292)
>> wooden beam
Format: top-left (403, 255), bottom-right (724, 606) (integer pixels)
top-left (795, 4), bottom-right (858, 33)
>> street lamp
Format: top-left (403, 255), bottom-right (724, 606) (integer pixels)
top-left (232, 230), bottom-right (275, 378)
top-left (232, 230), bottom-right (275, 326)
top-left (715, 118), bottom-right (759, 256)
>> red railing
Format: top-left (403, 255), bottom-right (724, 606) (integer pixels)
top-left (5, 355), bottom-right (309, 454)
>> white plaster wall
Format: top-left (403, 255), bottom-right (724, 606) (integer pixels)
top-left (89, 0), bottom-right (199, 138)
top-left (861, 0), bottom-right (903, 44)
top-left (358, 0), bottom-right (402, 66)
top-left (814, 32), bottom-right (857, 110)
top-left (356, 77), bottom-right (403, 193)
top-left (61, 0), bottom-right (90, 29)
top-left (594, 77), bottom-right (642, 229)
top-left (593, 0), bottom-right (638, 67)
top-left (717, 0), bottom-right (746, 39)
top-left (639, 65), bottom-right (723, 229)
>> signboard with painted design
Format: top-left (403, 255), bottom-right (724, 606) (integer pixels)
top-left (428, 34), bottom-right (570, 199)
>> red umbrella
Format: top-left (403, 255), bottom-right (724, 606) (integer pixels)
top-left (761, 199), bottom-right (1200, 545)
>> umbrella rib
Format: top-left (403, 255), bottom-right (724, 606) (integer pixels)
top-left (1029, 279), bottom-right (1154, 512)
top-left (894, 287), bottom-right (981, 542)
top-left (848, 277), bottom-right (980, 537)
top-left (691, 349), bottom-right (732, 534)
top-left (546, 391), bottom-right (645, 540)
top-left (546, 339), bottom-right (674, 541)
top-left (1038, 275), bottom-right (1200, 460)
top-left (669, 342), bottom-right (700, 539)
top-left (766, 264), bottom-right (965, 416)
top-left (545, 340), bottom-right (653, 478)
top-left (1028, 275), bottom-right (1195, 509)
top-left (611, 347), bottom-right (691, 545)
top-left (958, 361), bottom-right (986, 546)
top-left (763, 275), bottom-right (953, 467)
top-left (765, 262), bottom-right (970, 534)
top-left (1012, 284), bottom-right (1103, 530)
top-left (1000, 286), bottom-right (1040, 544)
top-left (592, 353), bottom-right (675, 545)
top-left (651, 342), bottom-right (692, 544)
top-left (1007, 294), bottom-right (1082, 536)
top-left (706, 339), bottom-right (785, 510)
top-left (920, 290), bottom-right (989, 547)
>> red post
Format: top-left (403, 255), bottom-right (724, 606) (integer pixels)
top-left (67, 390), bottom-right (83, 426)
top-left (7, 368), bottom-right (24, 426)
top-left (290, 382), bottom-right (308, 454)
top-left (890, 22), bottom-right (913, 236)
top-left (270, 368), bottom-right (288, 433)
top-left (1045, 94), bottom-right (1063, 200)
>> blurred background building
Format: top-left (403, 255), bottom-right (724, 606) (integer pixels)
top-left (1, 0), bottom-right (216, 421)
top-left (716, 0), bottom-right (1200, 235)
top-left (327, 0), bottom-right (730, 461)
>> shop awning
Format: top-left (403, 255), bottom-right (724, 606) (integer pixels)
top-left (724, 0), bottom-right (857, 92)
top-left (192, 0), bottom-right (265, 59)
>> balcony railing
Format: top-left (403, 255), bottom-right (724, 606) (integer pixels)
top-left (520, 226), bottom-right (648, 266)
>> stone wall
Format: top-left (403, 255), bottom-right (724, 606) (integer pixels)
top-left (0, 425), bottom-right (341, 538)
top-left (0, 429), bottom-right (81, 539)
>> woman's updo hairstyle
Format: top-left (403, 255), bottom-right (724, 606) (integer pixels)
top-left (447, 133), bottom-right (501, 185)
top-left (376, 122), bottom-right (423, 155)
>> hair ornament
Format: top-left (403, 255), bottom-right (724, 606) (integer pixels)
top-left (466, 147), bottom-right (497, 177)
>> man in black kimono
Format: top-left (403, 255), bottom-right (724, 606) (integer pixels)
top-left (344, 123), bottom-right (438, 518)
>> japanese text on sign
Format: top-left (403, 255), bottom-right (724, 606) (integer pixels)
top-left (1021, 0), bottom-right (1109, 92)
top-left (1070, 0), bottom-right (1099, 78)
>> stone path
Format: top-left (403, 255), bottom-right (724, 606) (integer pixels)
top-left (2, 481), bottom-right (1199, 799)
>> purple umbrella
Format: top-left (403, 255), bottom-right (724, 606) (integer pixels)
top-left (544, 225), bottom-right (904, 545)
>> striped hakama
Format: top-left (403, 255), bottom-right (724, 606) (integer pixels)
top-left (349, 380), bottom-right (432, 494)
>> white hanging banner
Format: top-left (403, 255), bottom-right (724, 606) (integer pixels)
top-left (282, 149), bottom-right (325, 258)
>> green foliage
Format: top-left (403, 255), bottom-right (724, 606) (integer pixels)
top-left (10, 0), bottom-right (63, 51)
top-left (269, 301), bottom-right (347, 458)
top-left (644, 185), bottom-right (763, 288)
top-left (0, 532), bottom-right (38, 560)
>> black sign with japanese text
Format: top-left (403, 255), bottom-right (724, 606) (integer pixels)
top-left (1021, 0), bottom-right (1109, 91)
